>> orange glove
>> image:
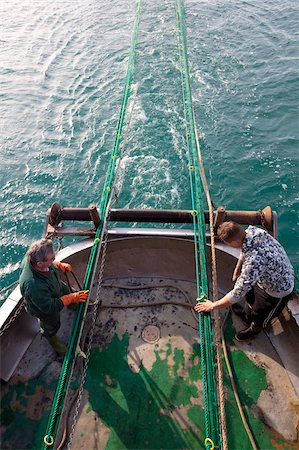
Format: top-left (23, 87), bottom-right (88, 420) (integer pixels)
top-left (54, 261), bottom-right (73, 273)
top-left (61, 290), bottom-right (89, 306)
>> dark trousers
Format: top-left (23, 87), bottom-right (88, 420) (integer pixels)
top-left (38, 312), bottom-right (61, 337)
top-left (244, 284), bottom-right (292, 328)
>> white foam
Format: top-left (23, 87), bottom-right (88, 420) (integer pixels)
top-left (0, 262), bottom-right (21, 278)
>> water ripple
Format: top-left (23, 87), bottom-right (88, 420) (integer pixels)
top-left (0, 0), bottom-right (298, 292)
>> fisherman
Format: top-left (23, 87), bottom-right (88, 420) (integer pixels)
top-left (194, 221), bottom-right (294, 341)
top-left (19, 238), bottom-right (88, 354)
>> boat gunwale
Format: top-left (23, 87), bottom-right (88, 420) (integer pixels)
top-left (0, 228), bottom-right (240, 330)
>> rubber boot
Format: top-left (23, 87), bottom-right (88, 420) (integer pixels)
top-left (47, 335), bottom-right (67, 354)
top-left (235, 323), bottom-right (262, 342)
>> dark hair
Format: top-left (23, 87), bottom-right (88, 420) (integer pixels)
top-left (217, 221), bottom-right (245, 242)
top-left (26, 239), bottom-right (54, 264)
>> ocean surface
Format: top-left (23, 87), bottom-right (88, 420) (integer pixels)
top-left (0, 0), bottom-right (298, 302)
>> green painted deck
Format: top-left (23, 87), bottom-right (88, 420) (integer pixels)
top-left (1, 280), bottom-right (297, 450)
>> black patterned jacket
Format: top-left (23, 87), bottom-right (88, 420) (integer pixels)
top-left (227, 226), bottom-right (294, 303)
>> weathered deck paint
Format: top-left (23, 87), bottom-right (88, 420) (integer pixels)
top-left (85, 333), bottom-right (204, 449)
top-left (1, 302), bottom-right (297, 450)
top-left (224, 316), bottom-right (295, 450)
top-left (77, 320), bottom-right (292, 450)
top-left (1, 365), bottom-right (57, 449)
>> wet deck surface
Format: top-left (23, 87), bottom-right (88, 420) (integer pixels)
top-left (1, 277), bottom-right (299, 449)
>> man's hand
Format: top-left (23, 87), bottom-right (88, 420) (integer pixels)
top-left (54, 261), bottom-right (73, 273)
top-left (194, 300), bottom-right (214, 313)
top-left (61, 290), bottom-right (89, 306)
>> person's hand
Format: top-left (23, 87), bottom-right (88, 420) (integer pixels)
top-left (194, 299), bottom-right (214, 313)
top-left (54, 261), bottom-right (73, 273)
top-left (61, 290), bottom-right (89, 306)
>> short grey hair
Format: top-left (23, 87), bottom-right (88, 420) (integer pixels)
top-left (26, 239), bottom-right (54, 264)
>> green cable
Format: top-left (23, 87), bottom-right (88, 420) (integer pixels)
top-left (175, 0), bottom-right (221, 448)
top-left (41, 2), bottom-right (142, 448)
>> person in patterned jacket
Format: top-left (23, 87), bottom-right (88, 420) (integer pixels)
top-left (194, 221), bottom-right (294, 341)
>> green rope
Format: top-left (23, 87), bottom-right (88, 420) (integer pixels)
top-left (42, 1), bottom-right (222, 447)
top-left (175, 1), bottom-right (221, 449)
top-left (41, 2), bottom-right (142, 448)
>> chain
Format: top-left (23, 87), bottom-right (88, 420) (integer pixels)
top-left (65, 70), bottom-right (138, 450)
top-left (66, 208), bottom-right (111, 450)
top-left (259, 209), bottom-right (266, 230)
top-left (0, 300), bottom-right (24, 337)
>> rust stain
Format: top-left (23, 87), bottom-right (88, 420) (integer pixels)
top-left (26, 386), bottom-right (52, 420)
top-left (268, 423), bottom-right (299, 449)
top-left (9, 385), bottom-right (54, 421)
top-left (9, 390), bottom-right (24, 413)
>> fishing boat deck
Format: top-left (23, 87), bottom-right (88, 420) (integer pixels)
top-left (1, 234), bottom-right (299, 449)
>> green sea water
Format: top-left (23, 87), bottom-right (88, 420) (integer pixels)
top-left (0, 0), bottom-right (298, 301)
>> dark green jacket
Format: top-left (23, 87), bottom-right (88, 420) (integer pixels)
top-left (19, 258), bottom-right (70, 318)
